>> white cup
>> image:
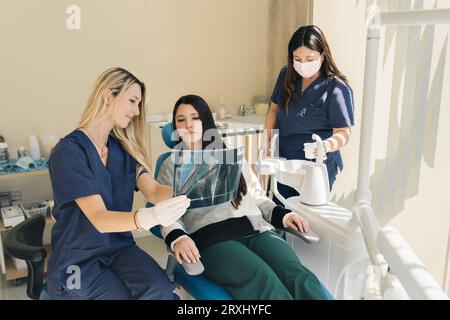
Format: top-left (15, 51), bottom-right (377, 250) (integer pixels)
top-left (29, 135), bottom-right (41, 160)
top-left (303, 142), bottom-right (317, 160)
top-left (40, 133), bottom-right (60, 157)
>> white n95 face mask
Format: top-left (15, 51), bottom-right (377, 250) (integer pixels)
top-left (293, 57), bottom-right (322, 79)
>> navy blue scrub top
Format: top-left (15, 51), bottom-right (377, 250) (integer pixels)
top-left (47, 129), bottom-right (142, 293)
top-left (271, 67), bottom-right (355, 172)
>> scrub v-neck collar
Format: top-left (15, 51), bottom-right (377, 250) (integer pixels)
top-left (76, 129), bottom-right (112, 171)
top-left (300, 74), bottom-right (326, 96)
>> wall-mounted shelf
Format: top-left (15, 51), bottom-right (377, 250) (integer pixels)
top-left (0, 158), bottom-right (49, 181)
top-left (0, 169), bottom-right (49, 181)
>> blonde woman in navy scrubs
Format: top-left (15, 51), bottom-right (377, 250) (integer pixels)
top-left (265, 25), bottom-right (354, 202)
top-left (47, 68), bottom-right (190, 299)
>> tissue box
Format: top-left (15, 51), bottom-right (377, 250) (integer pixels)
top-left (1, 205), bottom-right (25, 228)
top-left (12, 258), bottom-right (27, 270)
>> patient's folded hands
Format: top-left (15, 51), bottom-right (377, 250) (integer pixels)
top-left (173, 237), bottom-right (201, 264)
top-left (283, 213), bottom-right (310, 233)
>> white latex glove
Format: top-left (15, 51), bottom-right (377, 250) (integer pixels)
top-left (260, 145), bottom-right (272, 158)
top-left (304, 141), bottom-right (330, 160)
top-left (135, 195), bottom-right (190, 230)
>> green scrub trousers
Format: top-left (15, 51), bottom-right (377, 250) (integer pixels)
top-left (199, 231), bottom-right (332, 300)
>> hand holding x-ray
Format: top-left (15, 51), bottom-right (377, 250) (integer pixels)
top-left (135, 195), bottom-right (190, 229)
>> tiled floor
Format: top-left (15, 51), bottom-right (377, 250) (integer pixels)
top-left (0, 235), bottom-right (192, 300)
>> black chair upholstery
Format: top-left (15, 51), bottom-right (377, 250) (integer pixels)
top-left (3, 215), bottom-right (47, 300)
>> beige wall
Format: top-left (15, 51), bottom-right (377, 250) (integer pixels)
top-left (0, 0), bottom-right (268, 156)
top-left (313, 0), bottom-right (450, 294)
top-left (267, 0), bottom-right (313, 96)
top-left (0, 0), bottom-right (269, 202)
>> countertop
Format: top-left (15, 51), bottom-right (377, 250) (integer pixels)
top-left (147, 113), bottom-right (266, 133)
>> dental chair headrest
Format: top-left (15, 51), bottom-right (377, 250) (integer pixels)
top-left (162, 123), bottom-right (177, 148)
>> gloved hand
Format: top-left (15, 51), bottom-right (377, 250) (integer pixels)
top-left (304, 141), bottom-right (330, 160)
top-left (135, 195), bottom-right (190, 230)
top-left (260, 145), bottom-right (272, 158)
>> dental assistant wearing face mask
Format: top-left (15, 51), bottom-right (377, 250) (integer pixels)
top-left (47, 68), bottom-right (190, 299)
top-left (265, 25), bottom-right (354, 203)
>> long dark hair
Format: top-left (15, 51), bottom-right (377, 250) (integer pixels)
top-left (172, 95), bottom-right (247, 209)
top-left (282, 25), bottom-right (348, 110)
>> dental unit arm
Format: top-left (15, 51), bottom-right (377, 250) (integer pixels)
top-left (258, 133), bottom-right (330, 206)
top-left (257, 134), bottom-right (321, 243)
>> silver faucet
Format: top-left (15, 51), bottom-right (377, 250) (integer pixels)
top-left (238, 104), bottom-right (247, 116)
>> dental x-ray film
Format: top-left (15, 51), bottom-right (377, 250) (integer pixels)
top-left (172, 146), bottom-right (245, 209)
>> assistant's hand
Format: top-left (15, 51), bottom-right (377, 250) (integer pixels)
top-left (283, 213), bottom-right (310, 233)
top-left (135, 195), bottom-right (190, 230)
top-left (310, 142), bottom-right (329, 160)
top-left (173, 237), bottom-right (200, 264)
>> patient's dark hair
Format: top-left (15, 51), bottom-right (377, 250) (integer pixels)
top-left (173, 95), bottom-right (247, 209)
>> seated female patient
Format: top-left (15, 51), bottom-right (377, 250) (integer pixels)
top-left (157, 94), bottom-right (333, 300)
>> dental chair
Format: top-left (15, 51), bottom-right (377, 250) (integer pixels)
top-left (148, 123), bottom-right (325, 300)
top-left (3, 214), bottom-right (52, 300)
top-left (147, 123), bottom-right (233, 300)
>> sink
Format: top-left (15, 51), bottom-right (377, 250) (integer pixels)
top-left (231, 115), bottom-right (266, 124)
top-left (215, 122), bottom-right (230, 130)
top-left (216, 121), bottom-right (263, 131)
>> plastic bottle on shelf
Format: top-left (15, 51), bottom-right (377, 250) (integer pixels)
top-left (29, 135), bottom-right (41, 160)
top-left (0, 142), bottom-right (9, 163)
top-left (40, 133), bottom-right (59, 157)
top-left (218, 96), bottom-right (226, 120)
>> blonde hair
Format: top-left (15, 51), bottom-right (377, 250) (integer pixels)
top-left (78, 67), bottom-right (151, 172)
